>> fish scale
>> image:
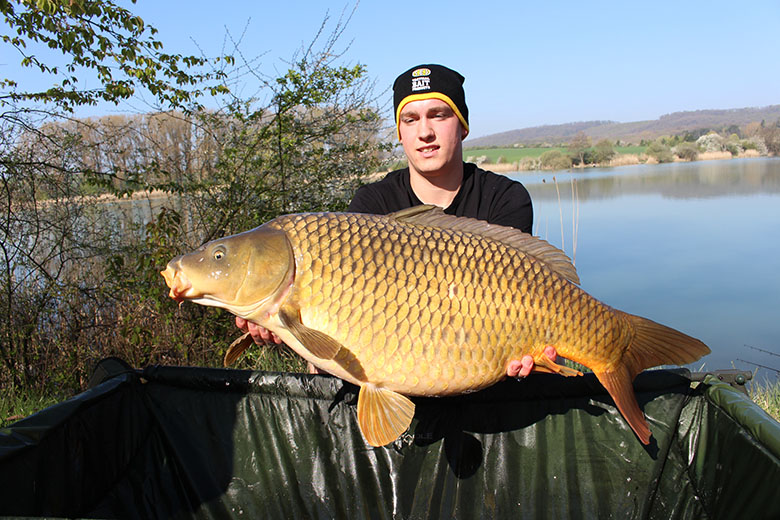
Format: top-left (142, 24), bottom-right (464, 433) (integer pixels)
top-left (161, 205), bottom-right (710, 447)
top-left (275, 212), bottom-right (579, 394)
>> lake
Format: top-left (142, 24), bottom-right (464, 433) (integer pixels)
top-left (507, 157), bottom-right (780, 383)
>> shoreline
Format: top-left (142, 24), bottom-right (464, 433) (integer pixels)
top-left (480, 149), bottom-right (764, 174)
top-left (368, 150), bottom-right (768, 180)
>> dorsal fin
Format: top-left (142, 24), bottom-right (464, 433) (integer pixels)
top-left (388, 205), bottom-right (580, 285)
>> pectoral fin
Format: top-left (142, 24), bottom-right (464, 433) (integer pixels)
top-left (357, 383), bottom-right (415, 447)
top-left (223, 332), bottom-right (254, 367)
top-left (279, 307), bottom-right (342, 360)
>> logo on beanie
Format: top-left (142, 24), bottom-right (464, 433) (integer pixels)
top-left (411, 68), bottom-right (431, 91)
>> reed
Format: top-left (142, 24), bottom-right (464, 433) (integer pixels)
top-left (608, 154), bottom-right (641, 167)
top-left (698, 151), bottom-right (732, 161)
top-left (546, 175), bottom-right (579, 265)
top-left (553, 176), bottom-right (565, 253)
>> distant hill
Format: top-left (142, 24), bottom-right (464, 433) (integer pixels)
top-left (464, 105), bottom-right (780, 147)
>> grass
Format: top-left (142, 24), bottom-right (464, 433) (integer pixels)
top-left (0, 344), bottom-right (308, 429)
top-left (1, 383), bottom-right (62, 428)
top-left (464, 147), bottom-right (565, 162)
top-left (463, 146), bottom-right (647, 163)
top-left (750, 380), bottom-right (780, 422)
top-left (230, 342), bottom-right (308, 373)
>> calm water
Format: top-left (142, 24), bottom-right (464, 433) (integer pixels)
top-left (507, 158), bottom-right (780, 383)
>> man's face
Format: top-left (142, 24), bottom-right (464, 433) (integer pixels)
top-left (398, 98), bottom-right (468, 178)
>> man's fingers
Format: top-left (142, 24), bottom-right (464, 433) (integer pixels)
top-left (235, 316), bottom-right (283, 345)
top-left (246, 321), bottom-right (264, 343)
top-left (235, 316), bottom-right (248, 332)
top-left (507, 347), bottom-right (562, 378)
top-left (506, 355), bottom-right (535, 378)
top-left (244, 321), bottom-right (282, 345)
top-left (518, 355), bottom-right (534, 377)
top-left (506, 359), bottom-right (523, 377)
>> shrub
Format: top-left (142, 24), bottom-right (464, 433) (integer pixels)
top-left (646, 141), bottom-right (674, 163)
top-left (592, 139), bottom-right (616, 164)
top-left (518, 157), bottom-right (539, 171)
top-left (724, 142), bottom-right (742, 156)
top-left (696, 133), bottom-right (725, 152)
top-left (539, 150), bottom-right (572, 171)
top-left (674, 142), bottom-right (699, 161)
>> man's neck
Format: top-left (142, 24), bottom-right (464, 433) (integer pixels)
top-left (408, 162), bottom-right (464, 209)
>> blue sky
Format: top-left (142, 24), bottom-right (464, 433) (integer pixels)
top-left (5, 0), bottom-right (780, 139)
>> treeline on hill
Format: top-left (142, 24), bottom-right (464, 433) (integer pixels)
top-left (464, 106), bottom-right (780, 148)
top-left (465, 122), bottom-right (779, 171)
top-left (1, 2), bottom-right (389, 399)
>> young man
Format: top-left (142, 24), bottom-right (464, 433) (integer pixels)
top-left (348, 64), bottom-right (533, 232)
top-left (237, 64), bottom-right (552, 377)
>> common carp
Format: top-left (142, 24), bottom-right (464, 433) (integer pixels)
top-left (161, 205), bottom-right (710, 447)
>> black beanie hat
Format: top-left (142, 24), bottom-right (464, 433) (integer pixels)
top-left (393, 64), bottom-right (469, 139)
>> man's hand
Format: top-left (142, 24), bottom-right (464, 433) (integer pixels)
top-left (506, 346), bottom-right (560, 378)
top-left (235, 316), bottom-right (282, 345)
top-left (234, 317), bottom-right (328, 375)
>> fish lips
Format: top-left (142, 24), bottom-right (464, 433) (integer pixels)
top-left (160, 263), bottom-right (195, 303)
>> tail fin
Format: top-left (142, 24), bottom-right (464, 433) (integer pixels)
top-left (595, 313), bottom-right (711, 444)
top-left (622, 313), bottom-right (711, 377)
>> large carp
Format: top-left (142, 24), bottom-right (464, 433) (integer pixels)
top-left (161, 205), bottom-right (709, 447)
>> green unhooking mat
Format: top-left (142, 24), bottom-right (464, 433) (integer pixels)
top-left (1, 362), bottom-right (778, 519)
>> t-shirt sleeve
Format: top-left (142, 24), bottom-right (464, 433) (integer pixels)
top-left (489, 181), bottom-right (533, 233)
top-left (347, 184), bottom-right (383, 214)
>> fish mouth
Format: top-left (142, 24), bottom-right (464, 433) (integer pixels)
top-left (160, 265), bottom-right (194, 303)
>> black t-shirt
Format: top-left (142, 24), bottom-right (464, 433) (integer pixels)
top-left (348, 162), bottom-right (533, 233)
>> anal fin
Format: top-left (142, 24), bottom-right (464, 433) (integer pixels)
top-left (357, 384), bottom-right (415, 447)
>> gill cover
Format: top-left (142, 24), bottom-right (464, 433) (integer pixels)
top-left (173, 225), bottom-right (293, 311)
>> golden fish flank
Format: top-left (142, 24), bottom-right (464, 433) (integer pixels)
top-left (161, 205), bottom-right (710, 448)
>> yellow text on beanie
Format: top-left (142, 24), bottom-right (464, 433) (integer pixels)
top-left (393, 64), bottom-right (469, 140)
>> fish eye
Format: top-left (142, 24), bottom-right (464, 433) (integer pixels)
top-left (213, 248), bottom-right (225, 260)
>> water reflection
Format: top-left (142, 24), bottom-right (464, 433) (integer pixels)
top-left (511, 157), bottom-right (780, 201)
top-left (509, 158), bottom-right (780, 383)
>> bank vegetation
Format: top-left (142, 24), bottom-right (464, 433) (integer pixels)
top-left (465, 125), bottom-right (779, 173)
top-left (1, 2), bottom-right (387, 402)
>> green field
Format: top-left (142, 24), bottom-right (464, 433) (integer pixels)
top-left (613, 145), bottom-right (646, 155)
top-left (463, 146), bottom-right (646, 163)
top-left (463, 147), bottom-right (562, 162)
